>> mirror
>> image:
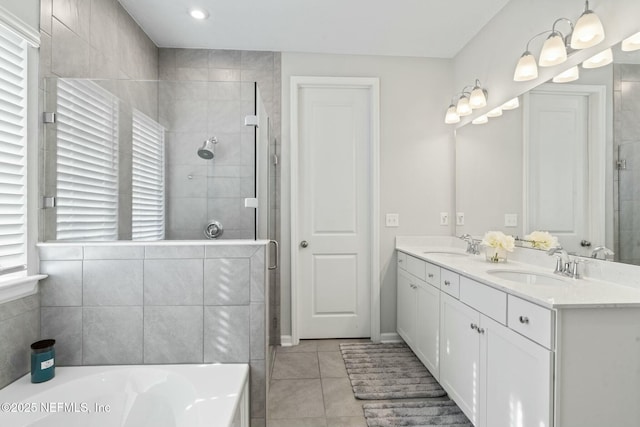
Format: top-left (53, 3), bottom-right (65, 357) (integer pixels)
top-left (455, 37), bottom-right (640, 265)
top-left (42, 78), bottom-right (273, 242)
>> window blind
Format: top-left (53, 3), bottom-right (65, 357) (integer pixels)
top-left (55, 79), bottom-right (119, 241)
top-left (132, 109), bottom-right (165, 240)
top-left (0, 24), bottom-right (28, 272)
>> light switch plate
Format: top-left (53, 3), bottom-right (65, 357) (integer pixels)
top-left (385, 213), bottom-right (400, 227)
top-left (456, 212), bottom-right (465, 226)
top-left (440, 212), bottom-right (449, 226)
top-left (504, 213), bottom-right (518, 227)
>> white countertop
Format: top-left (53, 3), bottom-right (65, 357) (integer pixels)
top-left (396, 244), bottom-right (640, 309)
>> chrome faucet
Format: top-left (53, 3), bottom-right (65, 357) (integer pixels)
top-left (547, 246), bottom-right (581, 279)
top-left (591, 246), bottom-right (614, 260)
top-left (459, 234), bottom-right (481, 255)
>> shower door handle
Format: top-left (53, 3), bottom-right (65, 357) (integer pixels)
top-left (300, 240), bottom-right (309, 248)
top-left (268, 240), bottom-right (279, 270)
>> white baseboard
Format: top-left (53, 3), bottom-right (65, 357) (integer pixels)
top-left (280, 335), bottom-right (293, 347)
top-left (380, 332), bottom-right (402, 343)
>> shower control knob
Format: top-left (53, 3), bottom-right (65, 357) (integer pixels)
top-left (300, 240), bottom-right (309, 248)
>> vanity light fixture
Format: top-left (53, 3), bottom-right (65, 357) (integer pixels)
top-left (444, 104), bottom-right (460, 124)
top-left (486, 106), bottom-right (503, 118)
top-left (469, 80), bottom-right (488, 109)
top-left (456, 94), bottom-right (472, 116)
top-left (570, 1), bottom-right (605, 49)
top-left (501, 97), bottom-right (520, 110)
top-left (539, 29), bottom-right (569, 67)
top-left (553, 66), bottom-right (580, 83)
top-left (514, 51), bottom-right (539, 81)
top-left (582, 47), bottom-right (613, 68)
top-left (471, 115), bottom-right (489, 125)
top-left (189, 8), bottom-right (210, 20)
top-left (622, 31), bottom-right (640, 52)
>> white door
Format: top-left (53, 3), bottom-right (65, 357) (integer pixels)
top-left (439, 294), bottom-right (481, 425)
top-left (483, 315), bottom-right (553, 427)
top-left (415, 281), bottom-right (440, 380)
top-left (527, 90), bottom-right (590, 253)
top-left (296, 82), bottom-right (372, 339)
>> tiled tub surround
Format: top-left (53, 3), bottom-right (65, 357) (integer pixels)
top-left (37, 241), bottom-right (270, 426)
top-left (396, 236), bottom-right (640, 426)
top-left (0, 295), bottom-right (40, 389)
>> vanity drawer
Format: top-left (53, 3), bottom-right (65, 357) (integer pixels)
top-left (425, 262), bottom-right (441, 287)
top-left (397, 252), bottom-right (407, 271)
top-left (440, 269), bottom-right (460, 298)
top-left (508, 295), bottom-right (554, 349)
top-left (460, 277), bottom-right (507, 324)
top-left (406, 255), bottom-right (426, 281)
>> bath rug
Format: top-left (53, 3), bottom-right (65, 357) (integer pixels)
top-left (362, 400), bottom-right (473, 427)
top-left (339, 342), bottom-right (446, 399)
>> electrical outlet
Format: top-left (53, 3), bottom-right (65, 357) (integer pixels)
top-left (440, 212), bottom-right (449, 226)
top-left (504, 213), bottom-right (518, 227)
top-left (456, 212), bottom-right (465, 226)
top-left (385, 213), bottom-right (400, 227)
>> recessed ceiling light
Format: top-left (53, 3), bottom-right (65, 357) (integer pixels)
top-left (189, 8), bottom-right (209, 20)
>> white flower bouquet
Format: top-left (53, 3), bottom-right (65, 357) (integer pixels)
top-left (481, 231), bottom-right (515, 262)
top-left (523, 231), bottom-right (559, 251)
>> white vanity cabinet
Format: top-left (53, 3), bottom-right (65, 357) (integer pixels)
top-left (396, 254), bottom-right (440, 378)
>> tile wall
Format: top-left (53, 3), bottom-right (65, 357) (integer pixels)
top-left (0, 295), bottom-right (40, 389)
top-left (614, 64), bottom-right (640, 265)
top-left (38, 242), bottom-right (269, 426)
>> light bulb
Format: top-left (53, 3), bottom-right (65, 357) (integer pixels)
top-left (622, 31), bottom-right (640, 52)
top-left (445, 105), bottom-right (460, 124)
top-left (472, 115), bottom-right (488, 125)
top-left (456, 96), bottom-right (472, 117)
top-left (514, 51), bottom-right (538, 82)
top-left (501, 97), bottom-right (520, 111)
top-left (582, 48), bottom-right (613, 69)
top-left (553, 66), bottom-right (580, 83)
top-left (571, 7), bottom-right (605, 49)
top-left (486, 107), bottom-right (503, 118)
top-left (539, 32), bottom-right (567, 66)
top-left (189, 8), bottom-right (209, 20)
top-left (469, 86), bottom-right (487, 109)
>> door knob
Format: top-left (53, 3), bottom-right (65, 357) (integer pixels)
top-left (300, 240), bottom-right (309, 248)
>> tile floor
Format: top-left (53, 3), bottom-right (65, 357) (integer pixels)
top-left (267, 339), bottom-right (372, 427)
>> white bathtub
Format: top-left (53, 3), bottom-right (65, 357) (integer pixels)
top-left (0, 364), bottom-right (249, 427)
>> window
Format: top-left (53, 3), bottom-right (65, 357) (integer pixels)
top-left (132, 109), bottom-right (165, 240)
top-left (0, 23), bottom-right (28, 274)
top-left (55, 79), bottom-right (119, 241)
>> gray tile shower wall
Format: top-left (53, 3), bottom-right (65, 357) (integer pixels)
top-left (0, 295), bottom-right (40, 389)
top-left (37, 241), bottom-right (270, 425)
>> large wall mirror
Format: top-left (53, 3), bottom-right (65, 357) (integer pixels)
top-left (456, 35), bottom-right (640, 265)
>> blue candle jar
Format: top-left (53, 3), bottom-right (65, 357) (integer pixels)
top-left (30, 339), bottom-right (56, 383)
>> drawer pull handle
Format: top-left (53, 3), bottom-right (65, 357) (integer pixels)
top-left (428, 273), bottom-right (434, 278)
top-left (519, 316), bottom-right (529, 324)
top-left (444, 280), bottom-right (451, 286)
top-left (470, 323), bottom-right (478, 330)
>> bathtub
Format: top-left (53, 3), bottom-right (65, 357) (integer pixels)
top-left (0, 364), bottom-right (249, 427)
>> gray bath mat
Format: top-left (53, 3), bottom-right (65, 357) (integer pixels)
top-left (362, 400), bottom-right (473, 427)
top-left (339, 342), bottom-right (446, 399)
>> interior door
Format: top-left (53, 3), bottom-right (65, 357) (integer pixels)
top-left (527, 91), bottom-right (590, 253)
top-left (296, 83), bottom-right (371, 339)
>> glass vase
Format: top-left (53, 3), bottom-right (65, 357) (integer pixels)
top-left (485, 246), bottom-right (507, 263)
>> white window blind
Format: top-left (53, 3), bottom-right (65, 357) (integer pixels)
top-left (132, 110), bottom-right (165, 240)
top-left (0, 24), bottom-right (27, 273)
top-left (55, 79), bottom-right (119, 241)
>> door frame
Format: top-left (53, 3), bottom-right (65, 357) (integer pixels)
top-left (290, 76), bottom-right (380, 345)
top-left (522, 83), bottom-right (606, 249)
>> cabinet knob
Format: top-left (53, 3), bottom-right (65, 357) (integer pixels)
top-left (477, 328), bottom-right (485, 334)
top-left (519, 316), bottom-right (529, 324)
top-left (470, 323), bottom-right (478, 330)
top-left (444, 280), bottom-right (451, 286)
top-left (398, 259), bottom-right (403, 263)
top-left (428, 273), bottom-right (434, 278)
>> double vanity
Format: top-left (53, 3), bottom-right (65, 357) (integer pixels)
top-left (396, 237), bottom-right (640, 427)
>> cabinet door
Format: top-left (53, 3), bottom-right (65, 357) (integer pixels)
top-left (440, 293), bottom-right (481, 425)
top-left (415, 281), bottom-right (440, 380)
top-left (483, 315), bottom-right (553, 427)
top-left (397, 270), bottom-right (416, 346)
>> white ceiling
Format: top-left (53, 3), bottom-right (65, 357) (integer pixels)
top-left (118, 0), bottom-right (511, 58)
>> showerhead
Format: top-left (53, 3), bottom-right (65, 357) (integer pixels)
top-left (197, 137), bottom-right (218, 159)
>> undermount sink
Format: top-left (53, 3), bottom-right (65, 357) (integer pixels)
top-left (487, 269), bottom-right (569, 285)
top-left (422, 251), bottom-right (468, 257)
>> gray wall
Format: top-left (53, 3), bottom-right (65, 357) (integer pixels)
top-left (38, 242), bottom-right (269, 425)
top-left (0, 295), bottom-right (40, 389)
